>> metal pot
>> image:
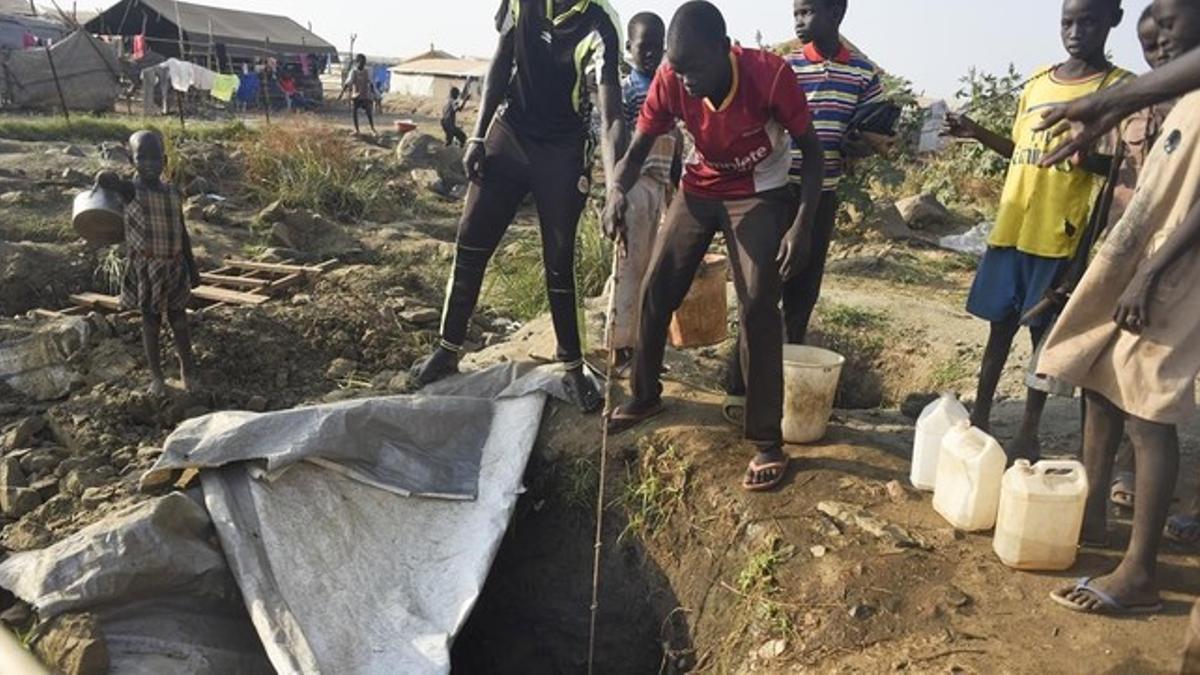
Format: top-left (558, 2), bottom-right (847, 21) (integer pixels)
top-left (72, 186), bottom-right (125, 246)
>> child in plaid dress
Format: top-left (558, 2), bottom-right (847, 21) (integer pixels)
top-left (96, 130), bottom-right (199, 396)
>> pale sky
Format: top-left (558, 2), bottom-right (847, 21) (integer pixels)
top-left (193, 0), bottom-right (1153, 98)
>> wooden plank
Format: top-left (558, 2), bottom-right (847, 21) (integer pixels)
top-left (265, 272), bottom-right (304, 291)
top-left (191, 285), bottom-right (271, 306)
top-left (70, 293), bottom-right (122, 311)
top-left (224, 259), bottom-right (324, 275)
top-left (200, 273), bottom-right (272, 289)
top-left (31, 309), bottom-right (65, 319)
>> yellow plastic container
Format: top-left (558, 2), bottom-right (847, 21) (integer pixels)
top-left (993, 459), bottom-right (1089, 570)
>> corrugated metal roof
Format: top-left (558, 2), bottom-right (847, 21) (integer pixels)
top-left (392, 58), bottom-right (489, 78)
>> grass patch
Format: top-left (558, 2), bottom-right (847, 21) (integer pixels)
top-left (93, 245), bottom-right (125, 294)
top-left (815, 302), bottom-right (888, 357)
top-left (820, 303), bottom-right (888, 332)
top-left (484, 204), bottom-right (613, 322)
top-left (928, 354), bottom-right (975, 390)
top-left (557, 456), bottom-right (600, 512)
top-left (0, 115), bottom-right (247, 145)
top-left (731, 536), bottom-right (797, 643)
top-left (238, 118), bottom-right (385, 221)
top-left (619, 438), bottom-right (691, 542)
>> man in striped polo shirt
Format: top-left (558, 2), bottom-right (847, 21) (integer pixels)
top-left (725, 0), bottom-right (884, 418)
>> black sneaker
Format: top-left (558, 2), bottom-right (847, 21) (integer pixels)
top-left (411, 348), bottom-right (460, 387)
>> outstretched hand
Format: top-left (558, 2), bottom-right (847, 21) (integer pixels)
top-left (941, 112), bottom-right (981, 139)
top-left (602, 187), bottom-right (629, 257)
top-left (1035, 94), bottom-right (1125, 168)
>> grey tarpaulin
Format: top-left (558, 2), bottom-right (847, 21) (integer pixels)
top-left (166, 362), bottom-right (571, 673)
top-left (1, 31), bottom-right (120, 111)
top-left (0, 492), bottom-right (273, 673)
top-left (150, 391), bottom-right (495, 501)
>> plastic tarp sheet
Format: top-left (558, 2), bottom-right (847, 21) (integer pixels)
top-left (0, 362), bottom-right (571, 674)
top-left (186, 363), bottom-right (566, 673)
top-left (2, 30), bottom-right (119, 111)
top-left (0, 492), bottom-right (273, 674)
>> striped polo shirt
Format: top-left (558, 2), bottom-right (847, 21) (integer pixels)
top-left (786, 41), bottom-right (882, 191)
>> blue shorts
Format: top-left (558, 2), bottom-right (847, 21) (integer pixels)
top-left (966, 247), bottom-right (1068, 328)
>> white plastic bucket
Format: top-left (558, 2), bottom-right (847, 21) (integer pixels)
top-left (782, 345), bottom-right (845, 444)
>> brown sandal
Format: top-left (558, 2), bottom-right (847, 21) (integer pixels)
top-left (742, 457), bottom-right (790, 492)
top-left (606, 401), bottom-right (664, 434)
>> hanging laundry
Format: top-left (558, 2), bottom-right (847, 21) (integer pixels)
top-left (21, 31), bottom-right (36, 50)
top-left (133, 34), bottom-right (146, 61)
top-left (191, 64), bottom-right (217, 91)
top-left (300, 53), bottom-right (310, 76)
top-left (165, 59), bottom-right (194, 92)
top-left (237, 73), bottom-right (261, 105)
top-left (211, 74), bottom-right (240, 102)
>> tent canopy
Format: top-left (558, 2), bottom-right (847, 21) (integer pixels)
top-left (85, 0), bottom-right (337, 59)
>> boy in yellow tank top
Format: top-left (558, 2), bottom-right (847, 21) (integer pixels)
top-left (942, 0), bottom-right (1130, 464)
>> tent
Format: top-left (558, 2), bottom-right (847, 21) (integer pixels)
top-left (0, 8), bottom-right (66, 51)
top-left (1, 30), bottom-right (120, 111)
top-left (84, 0), bottom-right (336, 62)
top-left (391, 56), bottom-right (488, 100)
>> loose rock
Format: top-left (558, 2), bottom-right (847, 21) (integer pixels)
top-left (895, 193), bottom-right (953, 229)
top-left (258, 199), bottom-right (289, 223)
top-left (34, 613), bottom-right (109, 675)
top-left (0, 456), bottom-right (27, 491)
top-left (400, 308), bottom-right (440, 325)
top-left (326, 358), bottom-right (359, 380)
top-left (4, 415), bottom-right (45, 450)
top-left (1, 487), bottom-right (41, 518)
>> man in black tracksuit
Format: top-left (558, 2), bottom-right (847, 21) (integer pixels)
top-left (413, 0), bottom-right (627, 412)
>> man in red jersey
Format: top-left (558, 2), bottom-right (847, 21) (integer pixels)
top-left (603, 0), bottom-right (824, 492)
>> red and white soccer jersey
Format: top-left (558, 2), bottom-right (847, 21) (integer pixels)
top-left (637, 46), bottom-right (812, 200)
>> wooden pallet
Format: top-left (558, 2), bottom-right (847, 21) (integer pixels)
top-left (48, 258), bottom-right (337, 317)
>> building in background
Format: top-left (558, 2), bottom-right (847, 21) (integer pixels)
top-left (390, 49), bottom-right (487, 101)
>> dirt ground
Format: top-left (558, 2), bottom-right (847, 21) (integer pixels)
top-left (1, 115), bottom-right (1197, 674)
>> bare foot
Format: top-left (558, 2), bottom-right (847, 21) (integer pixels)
top-left (1006, 433), bottom-right (1042, 465)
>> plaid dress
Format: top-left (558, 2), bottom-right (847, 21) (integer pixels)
top-left (120, 180), bottom-right (195, 314)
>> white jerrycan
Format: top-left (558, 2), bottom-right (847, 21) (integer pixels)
top-left (993, 459), bottom-right (1089, 571)
top-left (911, 393), bottom-right (970, 491)
top-left (933, 422), bottom-right (1006, 532)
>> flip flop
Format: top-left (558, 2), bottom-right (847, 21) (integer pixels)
top-left (721, 396), bottom-right (745, 427)
top-left (606, 401), bottom-right (664, 434)
top-left (742, 456), bottom-right (789, 493)
top-left (1049, 577), bottom-right (1163, 616)
top-left (1110, 472), bottom-right (1135, 510)
top-left (1166, 514), bottom-right (1200, 547)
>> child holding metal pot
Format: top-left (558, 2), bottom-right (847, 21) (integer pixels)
top-left (94, 130), bottom-right (200, 396)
